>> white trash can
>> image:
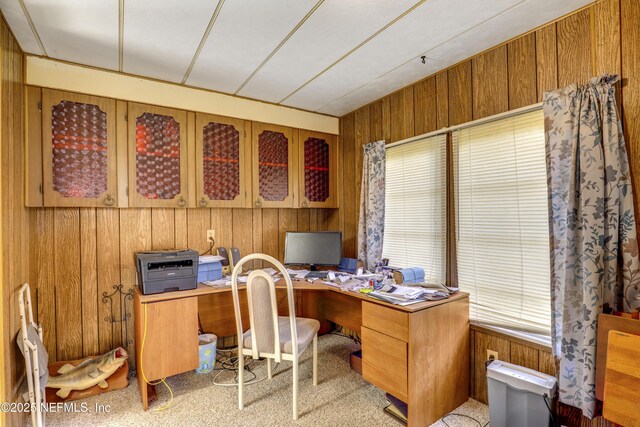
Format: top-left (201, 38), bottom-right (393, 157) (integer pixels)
top-left (487, 360), bottom-right (557, 427)
top-left (195, 334), bottom-right (217, 374)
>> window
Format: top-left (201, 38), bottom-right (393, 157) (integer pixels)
top-left (382, 134), bottom-right (447, 285)
top-left (453, 109), bottom-right (551, 336)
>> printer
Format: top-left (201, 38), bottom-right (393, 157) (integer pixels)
top-left (135, 249), bottom-right (198, 295)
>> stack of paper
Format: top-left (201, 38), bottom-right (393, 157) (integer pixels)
top-left (370, 284), bottom-right (448, 305)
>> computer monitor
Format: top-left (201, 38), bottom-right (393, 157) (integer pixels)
top-left (284, 231), bottom-right (342, 270)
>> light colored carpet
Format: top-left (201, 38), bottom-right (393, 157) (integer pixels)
top-left (45, 334), bottom-right (488, 426)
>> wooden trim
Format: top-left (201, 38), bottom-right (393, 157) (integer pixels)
top-left (470, 323), bottom-right (551, 352)
top-left (24, 85), bottom-right (42, 206)
top-left (42, 89), bottom-right (118, 207)
top-left (25, 56), bottom-right (339, 135)
top-left (126, 102), bottom-right (189, 208)
top-left (194, 113), bottom-right (249, 208)
top-left (115, 100), bottom-right (128, 207)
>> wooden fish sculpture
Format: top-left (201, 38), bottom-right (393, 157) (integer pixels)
top-left (47, 347), bottom-right (128, 398)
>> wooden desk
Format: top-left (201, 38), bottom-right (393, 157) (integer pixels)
top-left (134, 282), bottom-right (470, 426)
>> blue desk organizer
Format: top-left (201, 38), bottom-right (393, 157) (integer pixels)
top-left (198, 259), bottom-right (222, 282)
top-left (399, 267), bottom-right (425, 284)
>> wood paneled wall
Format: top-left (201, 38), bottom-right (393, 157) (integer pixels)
top-left (29, 207), bottom-right (338, 363)
top-left (0, 14), bottom-right (28, 427)
top-left (340, 0), bottom-right (640, 244)
top-left (339, 1), bottom-right (639, 425)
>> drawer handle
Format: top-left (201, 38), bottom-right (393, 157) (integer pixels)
top-left (254, 199), bottom-right (262, 208)
top-left (103, 194), bottom-right (115, 207)
top-left (301, 200), bottom-right (309, 208)
top-left (198, 197), bottom-right (208, 208)
top-left (177, 196), bottom-right (187, 207)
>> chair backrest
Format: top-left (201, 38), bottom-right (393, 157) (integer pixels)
top-left (231, 254), bottom-right (297, 362)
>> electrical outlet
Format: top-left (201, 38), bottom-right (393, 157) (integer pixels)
top-left (206, 229), bottom-right (215, 243)
top-left (487, 349), bottom-right (499, 361)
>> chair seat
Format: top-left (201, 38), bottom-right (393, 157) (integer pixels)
top-left (243, 317), bottom-right (320, 355)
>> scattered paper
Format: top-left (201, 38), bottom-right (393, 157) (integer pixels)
top-left (199, 255), bottom-right (225, 263)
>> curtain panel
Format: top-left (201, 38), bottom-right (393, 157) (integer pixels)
top-left (357, 140), bottom-right (386, 271)
top-left (544, 74), bottom-right (640, 418)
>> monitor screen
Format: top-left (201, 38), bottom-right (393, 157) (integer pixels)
top-left (284, 231), bottom-right (342, 266)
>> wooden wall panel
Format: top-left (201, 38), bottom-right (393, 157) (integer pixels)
top-left (28, 206), bottom-right (334, 367)
top-left (97, 209), bottom-right (120, 354)
top-left (448, 62), bottom-right (473, 126)
top-left (389, 87), bottom-right (414, 142)
top-left (1, 16), bottom-right (28, 424)
top-left (535, 24), bottom-right (559, 100)
top-left (369, 98), bottom-right (390, 143)
top-left (354, 106), bottom-right (370, 231)
top-left (508, 33), bottom-right (538, 109)
top-left (340, 113), bottom-right (357, 258)
top-left (414, 77), bottom-right (437, 135)
top-left (622, 0), bottom-right (640, 237)
top-left (557, 9), bottom-right (593, 87)
top-left (435, 71), bottom-right (449, 128)
top-left (472, 46), bottom-right (509, 119)
top-left (594, 0), bottom-right (621, 76)
top-left (80, 208), bottom-right (98, 357)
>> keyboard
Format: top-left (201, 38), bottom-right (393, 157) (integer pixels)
top-left (305, 271), bottom-right (329, 279)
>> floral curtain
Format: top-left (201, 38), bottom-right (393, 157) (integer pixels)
top-left (544, 74), bottom-right (640, 418)
top-left (358, 140), bottom-right (386, 271)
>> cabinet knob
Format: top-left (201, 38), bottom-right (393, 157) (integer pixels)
top-left (103, 194), bottom-right (115, 207)
top-left (198, 197), bottom-right (208, 208)
top-left (254, 199), bottom-right (262, 208)
top-left (301, 200), bottom-right (309, 208)
top-left (177, 196), bottom-right (187, 208)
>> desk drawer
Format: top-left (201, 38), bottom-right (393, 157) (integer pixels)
top-left (362, 302), bottom-right (408, 342)
top-left (362, 326), bottom-right (408, 401)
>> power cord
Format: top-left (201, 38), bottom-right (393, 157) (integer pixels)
top-left (140, 304), bottom-right (174, 412)
top-left (543, 393), bottom-right (557, 427)
top-left (211, 347), bottom-right (279, 387)
top-left (200, 238), bottom-right (215, 256)
top-left (441, 413), bottom-right (488, 427)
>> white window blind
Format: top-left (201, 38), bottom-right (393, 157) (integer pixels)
top-left (453, 109), bottom-right (551, 336)
top-left (383, 134), bottom-right (447, 285)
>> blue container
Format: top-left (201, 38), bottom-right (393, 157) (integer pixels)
top-left (197, 260), bottom-right (222, 282)
top-left (196, 334), bottom-right (217, 374)
top-left (400, 267), bottom-right (425, 284)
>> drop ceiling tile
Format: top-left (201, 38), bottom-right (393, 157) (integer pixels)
top-left (314, 0), bottom-right (593, 116)
top-left (237, 0), bottom-right (417, 103)
top-left (123, 0), bottom-right (220, 82)
top-left (186, 0), bottom-right (318, 94)
top-left (23, 0), bottom-right (118, 70)
top-left (283, 0), bottom-right (524, 112)
top-left (0, 0), bottom-right (42, 54)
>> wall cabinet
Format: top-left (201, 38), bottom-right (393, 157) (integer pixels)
top-left (195, 113), bottom-right (251, 208)
top-left (251, 122), bottom-right (297, 208)
top-left (127, 103), bottom-right (189, 208)
top-left (41, 89), bottom-right (118, 207)
top-left (26, 88), bottom-right (339, 209)
top-left (298, 130), bottom-right (338, 208)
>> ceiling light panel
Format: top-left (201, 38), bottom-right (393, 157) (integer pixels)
top-left (314, 0), bottom-right (593, 116)
top-left (283, 0), bottom-right (526, 111)
top-left (123, 0), bottom-right (220, 82)
top-left (0, 0), bottom-right (43, 54)
top-left (23, 0), bottom-right (118, 70)
top-left (237, 0), bottom-right (417, 103)
top-left (186, 0), bottom-right (318, 94)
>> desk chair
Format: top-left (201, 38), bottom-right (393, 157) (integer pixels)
top-left (230, 254), bottom-right (320, 420)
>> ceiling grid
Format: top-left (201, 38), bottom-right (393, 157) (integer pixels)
top-left (0, 0), bottom-right (592, 116)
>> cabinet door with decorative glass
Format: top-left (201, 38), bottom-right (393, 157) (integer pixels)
top-left (298, 130), bottom-right (338, 208)
top-left (195, 113), bottom-right (251, 208)
top-left (251, 123), bottom-right (297, 208)
top-left (42, 89), bottom-right (117, 207)
top-left (127, 103), bottom-right (189, 208)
